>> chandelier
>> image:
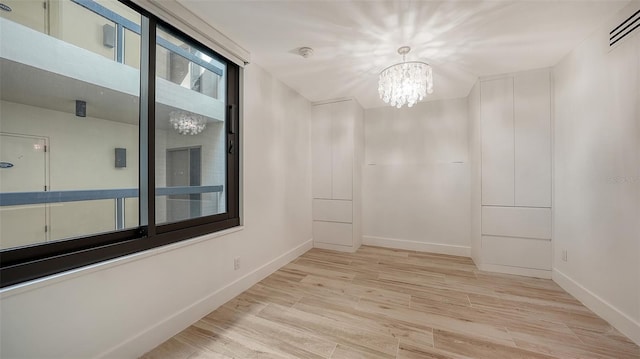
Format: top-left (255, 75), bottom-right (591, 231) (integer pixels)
top-left (169, 110), bottom-right (207, 135)
top-left (378, 46), bottom-right (433, 108)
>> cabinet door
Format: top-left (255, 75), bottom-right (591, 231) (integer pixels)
top-left (482, 206), bottom-right (551, 239)
top-left (514, 70), bottom-right (551, 207)
top-left (313, 199), bottom-right (352, 223)
top-left (313, 221), bottom-right (353, 246)
top-left (331, 101), bottom-right (353, 200)
top-left (481, 78), bottom-right (515, 206)
top-left (482, 235), bottom-right (551, 270)
top-left (311, 104), bottom-right (333, 199)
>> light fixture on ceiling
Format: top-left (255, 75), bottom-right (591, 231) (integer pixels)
top-left (169, 110), bottom-right (207, 135)
top-left (378, 46), bottom-right (433, 108)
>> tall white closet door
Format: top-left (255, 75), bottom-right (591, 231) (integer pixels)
top-left (481, 78), bottom-right (515, 206)
top-left (514, 70), bottom-right (551, 207)
top-left (312, 104), bottom-right (332, 199)
top-left (331, 101), bottom-right (353, 200)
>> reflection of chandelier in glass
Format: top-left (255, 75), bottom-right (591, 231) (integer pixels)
top-left (378, 46), bottom-right (433, 108)
top-left (169, 110), bottom-right (207, 135)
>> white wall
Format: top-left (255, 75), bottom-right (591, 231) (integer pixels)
top-left (0, 63), bottom-right (313, 358)
top-left (553, 2), bottom-right (640, 344)
top-left (362, 98), bottom-right (471, 256)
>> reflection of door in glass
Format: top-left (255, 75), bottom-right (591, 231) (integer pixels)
top-left (0, 133), bottom-right (49, 249)
top-left (166, 147), bottom-right (201, 223)
top-left (0, 0), bottom-right (47, 33)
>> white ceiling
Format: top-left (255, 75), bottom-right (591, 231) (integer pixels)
top-left (177, 0), bottom-right (629, 109)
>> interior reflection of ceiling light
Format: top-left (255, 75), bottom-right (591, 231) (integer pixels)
top-left (378, 46), bottom-right (433, 108)
top-left (169, 111), bottom-right (207, 135)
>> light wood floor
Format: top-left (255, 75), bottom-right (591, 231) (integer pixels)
top-left (141, 246), bottom-right (639, 359)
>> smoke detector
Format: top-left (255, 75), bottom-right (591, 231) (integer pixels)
top-left (298, 47), bottom-right (314, 58)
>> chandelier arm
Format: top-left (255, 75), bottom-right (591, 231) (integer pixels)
top-left (378, 61), bottom-right (431, 75)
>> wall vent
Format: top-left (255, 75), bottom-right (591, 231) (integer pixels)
top-left (609, 9), bottom-right (639, 48)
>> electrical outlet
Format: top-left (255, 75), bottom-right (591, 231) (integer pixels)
top-left (234, 257), bottom-right (240, 270)
top-left (561, 250), bottom-right (568, 262)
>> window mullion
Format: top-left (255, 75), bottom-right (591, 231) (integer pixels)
top-left (227, 65), bottom-right (240, 218)
top-left (139, 16), bottom-right (157, 237)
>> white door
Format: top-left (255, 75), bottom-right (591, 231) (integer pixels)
top-left (0, 133), bottom-right (48, 249)
top-left (331, 100), bottom-right (354, 200)
top-left (166, 148), bottom-right (190, 222)
top-left (514, 70), bottom-right (552, 207)
top-left (166, 147), bottom-right (202, 223)
top-left (481, 77), bottom-right (515, 206)
top-left (311, 104), bottom-right (333, 199)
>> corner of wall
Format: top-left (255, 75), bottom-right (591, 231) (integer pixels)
top-left (99, 239), bottom-right (313, 358)
top-left (550, 1), bottom-right (640, 345)
top-left (553, 268), bottom-right (640, 345)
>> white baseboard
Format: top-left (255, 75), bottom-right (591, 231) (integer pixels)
top-left (313, 241), bottom-right (359, 252)
top-left (477, 263), bottom-right (552, 279)
top-left (553, 268), bottom-right (640, 346)
top-left (98, 239), bottom-right (313, 359)
top-left (362, 235), bottom-right (471, 257)
top-left (470, 250), bottom-right (482, 269)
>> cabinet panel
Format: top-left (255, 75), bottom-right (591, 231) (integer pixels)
top-left (481, 78), bottom-right (515, 206)
top-left (482, 235), bottom-right (551, 270)
top-left (514, 70), bottom-right (551, 207)
top-left (313, 199), bottom-right (352, 223)
top-left (482, 206), bottom-right (551, 239)
top-left (332, 101), bottom-right (353, 200)
top-left (311, 104), bottom-right (332, 198)
top-left (313, 221), bottom-right (353, 246)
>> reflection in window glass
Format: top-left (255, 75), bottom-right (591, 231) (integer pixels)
top-left (0, 0), bottom-right (141, 249)
top-left (124, 29), bottom-right (141, 69)
top-left (155, 26), bottom-right (227, 225)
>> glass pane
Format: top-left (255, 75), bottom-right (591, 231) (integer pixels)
top-left (0, 1), bottom-right (142, 250)
top-left (0, 0), bottom-right (47, 33)
top-left (50, 200), bottom-right (118, 241)
top-left (155, 26), bottom-right (227, 225)
top-left (50, 0), bottom-right (142, 62)
top-left (124, 29), bottom-right (141, 69)
top-left (155, 28), bottom-right (226, 101)
top-left (53, 1), bottom-right (117, 61)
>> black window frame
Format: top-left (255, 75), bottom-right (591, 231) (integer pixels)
top-left (0, 0), bottom-right (241, 289)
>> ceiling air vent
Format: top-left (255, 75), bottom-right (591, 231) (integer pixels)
top-left (609, 9), bottom-right (639, 48)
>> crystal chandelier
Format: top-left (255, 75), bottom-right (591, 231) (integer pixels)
top-left (169, 110), bottom-right (207, 135)
top-left (378, 46), bottom-right (433, 108)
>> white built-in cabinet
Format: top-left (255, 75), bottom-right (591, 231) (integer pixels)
top-left (477, 68), bottom-right (553, 277)
top-left (311, 99), bottom-right (363, 252)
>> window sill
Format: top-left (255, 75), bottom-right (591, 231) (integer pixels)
top-left (0, 225), bottom-right (244, 299)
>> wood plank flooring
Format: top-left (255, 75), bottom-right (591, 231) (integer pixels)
top-left (141, 246), bottom-right (639, 359)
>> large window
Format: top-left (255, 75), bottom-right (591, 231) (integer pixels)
top-left (0, 0), bottom-right (240, 288)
